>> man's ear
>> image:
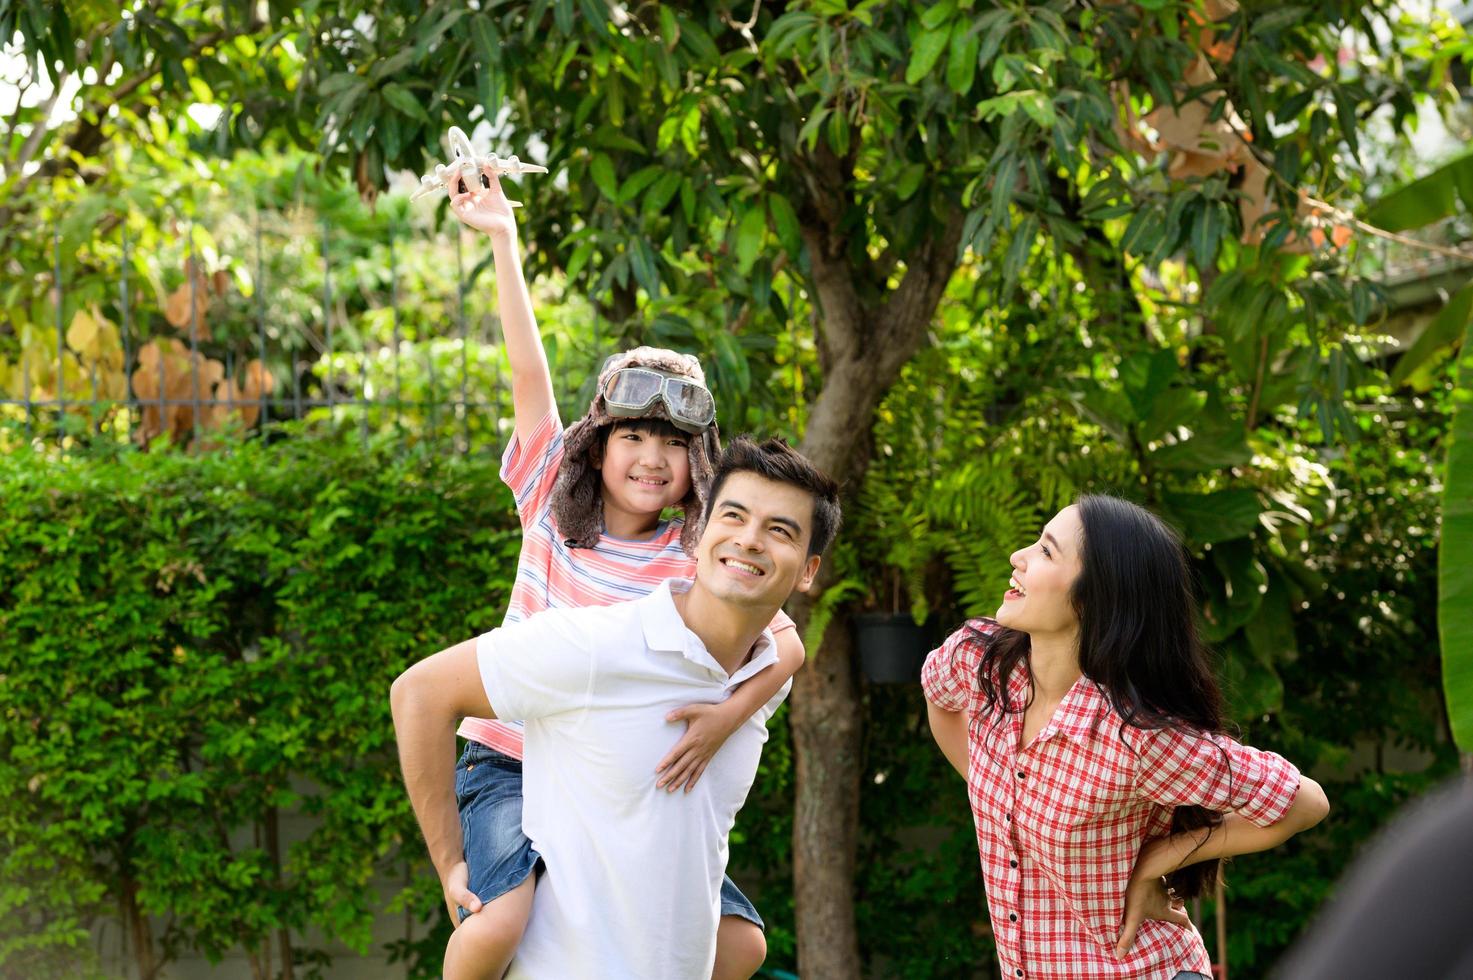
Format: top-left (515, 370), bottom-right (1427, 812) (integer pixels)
top-left (795, 554), bottom-right (822, 594)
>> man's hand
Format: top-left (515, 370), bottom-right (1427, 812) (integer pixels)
top-left (1114, 872), bottom-right (1190, 957)
top-left (448, 165), bottom-right (518, 244)
top-left (655, 701), bottom-right (742, 793)
top-left (442, 860), bottom-right (482, 926)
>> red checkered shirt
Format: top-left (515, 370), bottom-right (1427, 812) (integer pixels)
top-left (922, 621), bottom-right (1302, 980)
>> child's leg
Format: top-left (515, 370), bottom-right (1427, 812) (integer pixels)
top-left (446, 744), bottom-right (542, 980)
top-left (443, 877), bottom-right (535, 980)
top-left (712, 877), bottom-right (767, 980)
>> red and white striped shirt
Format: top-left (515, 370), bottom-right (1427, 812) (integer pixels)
top-left (458, 409), bottom-right (795, 757)
top-left (922, 621), bottom-right (1302, 980)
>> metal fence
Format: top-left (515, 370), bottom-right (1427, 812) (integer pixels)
top-left (1, 212), bottom-right (606, 454)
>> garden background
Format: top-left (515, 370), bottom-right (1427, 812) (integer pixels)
top-left (2, 1), bottom-right (1473, 978)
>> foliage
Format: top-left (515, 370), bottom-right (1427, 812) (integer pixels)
top-left (1443, 320), bottom-right (1473, 755)
top-left (4, 0), bottom-right (1472, 976)
top-left (0, 430), bottom-right (521, 978)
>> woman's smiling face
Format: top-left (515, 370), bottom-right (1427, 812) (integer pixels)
top-left (995, 505), bottom-right (1085, 637)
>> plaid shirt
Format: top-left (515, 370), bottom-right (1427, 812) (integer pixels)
top-left (922, 621), bottom-right (1302, 980)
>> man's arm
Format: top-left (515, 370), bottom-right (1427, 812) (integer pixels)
top-left (655, 628), bottom-right (804, 792)
top-left (389, 639), bottom-right (495, 907)
top-left (447, 170), bottom-right (556, 443)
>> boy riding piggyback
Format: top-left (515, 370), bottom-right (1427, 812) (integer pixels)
top-left (422, 156), bottom-right (803, 980)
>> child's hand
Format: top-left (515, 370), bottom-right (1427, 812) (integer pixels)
top-left (656, 701), bottom-right (742, 793)
top-left (448, 165), bottom-right (518, 244)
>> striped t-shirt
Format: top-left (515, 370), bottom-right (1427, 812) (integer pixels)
top-left (458, 409), bottom-right (796, 757)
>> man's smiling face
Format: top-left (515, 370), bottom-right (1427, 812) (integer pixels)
top-left (693, 471), bottom-right (821, 610)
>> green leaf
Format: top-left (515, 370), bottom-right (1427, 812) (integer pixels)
top-left (380, 83), bottom-right (428, 123)
top-left (658, 6), bottom-right (680, 50)
top-left (1161, 489), bottom-right (1264, 546)
top-left (1149, 425), bottom-right (1252, 471)
top-left (1442, 313), bottom-right (1473, 753)
top-left (906, 27), bottom-right (950, 84)
top-left (589, 154), bottom-right (619, 201)
top-left (1362, 150), bottom-right (1473, 232)
top-left (616, 165), bottom-right (663, 205)
top-left (1391, 281), bottom-right (1473, 385)
top-left (735, 206), bottom-right (766, 275)
top-left (768, 193), bottom-right (802, 255)
top-left (1002, 212), bottom-right (1038, 288)
top-left (1139, 387), bottom-right (1207, 443)
top-left (1190, 202), bottom-right (1223, 269)
top-left (895, 163), bottom-right (926, 201)
top-left (946, 22), bottom-right (980, 95)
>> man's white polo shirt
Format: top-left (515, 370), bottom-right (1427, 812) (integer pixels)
top-left (476, 578), bottom-right (789, 980)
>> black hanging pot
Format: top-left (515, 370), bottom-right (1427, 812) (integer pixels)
top-left (855, 612), bottom-right (935, 684)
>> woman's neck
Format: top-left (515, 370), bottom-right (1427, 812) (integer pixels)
top-left (1026, 628), bottom-right (1082, 703)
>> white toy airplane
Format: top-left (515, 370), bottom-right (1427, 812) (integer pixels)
top-left (411, 125), bottom-right (548, 204)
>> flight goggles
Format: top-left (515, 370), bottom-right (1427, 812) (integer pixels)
top-left (601, 365), bottom-right (716, 433)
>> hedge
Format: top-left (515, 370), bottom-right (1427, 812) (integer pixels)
top-left (0, 433), bottom-right (521, 977)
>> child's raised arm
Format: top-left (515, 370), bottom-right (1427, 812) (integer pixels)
top-left (448, 167), bottom-right (557, 444)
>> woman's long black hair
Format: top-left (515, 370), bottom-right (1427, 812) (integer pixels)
top-left (975, 494), bottom-right (1228, 899)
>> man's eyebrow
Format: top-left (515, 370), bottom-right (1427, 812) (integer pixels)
top-left (717, 500), bottom-right (804, 535)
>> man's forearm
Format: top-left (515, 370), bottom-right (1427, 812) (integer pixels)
top-left (390, 674), bottom-right (468, 881)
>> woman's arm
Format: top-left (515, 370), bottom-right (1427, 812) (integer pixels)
top-left (655, 627), bottom-right (805, 792)
top-left (1116, 776), bottom-right (1329, 955)
top-left (1134, 775), bottom-right (1331, 881)
top-left (447, 169), bottom-right (556, 443)
top-left (927, 701), bottom-right (971, 779)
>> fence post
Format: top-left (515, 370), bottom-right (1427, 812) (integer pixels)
top-left (121, 223), bottom-right (133, 439)
top-left (54, 227), bottom-right (65, 439)
top-left (256, 210), bottom-right (270, 431)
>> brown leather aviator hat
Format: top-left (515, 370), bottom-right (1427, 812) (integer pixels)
top-left (550, 346), bottom-right (721, 555)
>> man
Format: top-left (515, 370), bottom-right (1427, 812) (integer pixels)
top-left (391, 437), bottom-right (842, 979)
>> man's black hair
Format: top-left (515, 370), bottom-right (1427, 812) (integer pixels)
top-left (708, 436), bottom-right (842, 557)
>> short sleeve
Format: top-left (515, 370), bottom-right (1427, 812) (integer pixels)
top-left (921, 621), bottom-right (993, 715)
top-left (1133, 727), bottom-right (1302, 826)
top-left (476, 607), bottom-right (596, 723)
top-left (500, 409), bottom-right (565, 526)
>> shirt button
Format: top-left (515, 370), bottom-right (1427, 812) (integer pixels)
top-left (1010, 859), bottom-right (1018, 868)
top-left (1016, 970), bottom-right (1024, 977)
top-left (1009, 912), bottom-right (1018, 922)
top-left (1016, 771), bottom-right (1026, 780)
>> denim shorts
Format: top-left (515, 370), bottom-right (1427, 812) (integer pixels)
top-left (455, 741), bottom-right (764, 929)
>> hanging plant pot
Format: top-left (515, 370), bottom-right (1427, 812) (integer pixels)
top-left (855, 612), bottom-right (934, 684)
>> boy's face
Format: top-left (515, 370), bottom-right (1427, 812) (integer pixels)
top-left (595, 423), bottom-right (694, 519)
top-left (693, 471), bottom-right (821, 611)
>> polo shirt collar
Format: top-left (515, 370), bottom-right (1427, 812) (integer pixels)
top-left (641, 579), bottom-right (778, 686)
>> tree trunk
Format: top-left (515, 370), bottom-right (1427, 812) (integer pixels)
top-left (787, 605), bottom-right (863, 979)
top-left (787, 205), bottom-right (964, 977)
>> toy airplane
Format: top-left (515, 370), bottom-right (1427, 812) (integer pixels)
top-left (410, 125), bottom-right (548, 204)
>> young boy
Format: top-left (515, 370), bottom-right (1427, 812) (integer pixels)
top-left (419, 161), bottom-right (804, 979)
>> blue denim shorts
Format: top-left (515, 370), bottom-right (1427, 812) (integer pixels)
top-left (455, 741), bottom-right (763, 929)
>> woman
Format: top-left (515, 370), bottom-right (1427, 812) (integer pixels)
top-left (924, 495), bottom-right (1328, 980)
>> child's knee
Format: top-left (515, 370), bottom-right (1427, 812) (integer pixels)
top-left (459, 899), bottom-right (530, 954)
top-left (712, 917), bottom-right (766, 980)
